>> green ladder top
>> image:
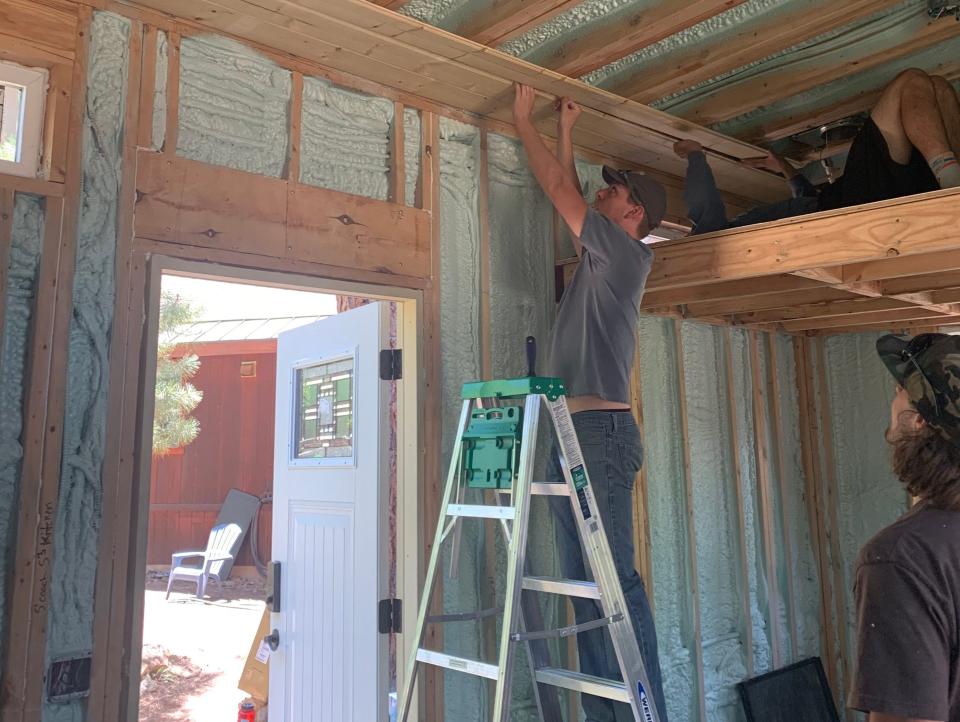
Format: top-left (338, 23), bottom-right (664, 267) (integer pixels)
top-left (460, 376), bottom-right (566, 401)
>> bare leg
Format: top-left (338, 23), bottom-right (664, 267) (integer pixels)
top-left (931, 74), bottom-right (960, 157)
top-left (871, 68), bottom-right (952, 164)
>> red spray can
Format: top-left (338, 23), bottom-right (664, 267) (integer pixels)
top-left (237, 701), bottom-right (257, 722)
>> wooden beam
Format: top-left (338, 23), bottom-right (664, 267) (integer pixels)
top-left (844, 249), bottom-right (960, 283)
top-left (630, 333), bottom-right (654, 612)
top-left (810, 319), bottom-right (955, 336)
top-left (670, 9), bottom-right (960, 126)
top-left (681, 287), bottom-right (855, 318)
top-left (137, 25), bottom-right (158, 148)
top-left (88, 20), bottom-right (144, 719)
top-left (884, 270), bottom-right (960, 296)
top-left (0, 175), bottom-right (65, 197)
top-left (743, 62), bottom-right (960, 144)
top-left (750, 330), bottom-right (782, 668)
top-left (420, 110), bottom-right (443, 722)
top-left (388, 100), bottom-right (404, 203)
top-left (288, 71), bottom-right (304, 183)
top-left (737, 297), bottom-right (916, 325)
top-left (1, 8), bottom-right (89, 718)
top-left (122, 0), bottom-right (787, 204)
top-left (539, 0), bottom-right (747, 79)
top-left (0, 0), bottom-right (78, 62)
top-left (455, 0), bottom-right (581, 47)
top-left (134, 151), bottom-right (431, 278)
top-left (793, 336), bottom-right (839, 702)
top-left (722, 328), bottom-right (753, 677)
top-left (162, 30), bottom-right (180, 154)
top-left (774, 308), bottom-right (960, 333)
top-left (813, 339), bottom-right (851, 697)
top-left (766, 334), bottom-right (800, 658)
top-left (611, 0), bottom-right (899, 104)
top-left (640, 274), bottom-right (824, 309)
top-left (673, 319), bottom-right (707, 722)
top-left (645, 189), bottom-right (960, 291)
top-left (0, 189), bottom-right (15, 345)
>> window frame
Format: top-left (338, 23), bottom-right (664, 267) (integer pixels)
top-left (0, 61), bottom-right (48, 179)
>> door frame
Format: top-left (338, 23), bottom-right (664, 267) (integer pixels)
top-left (114, 253), bottom-right (422, 721)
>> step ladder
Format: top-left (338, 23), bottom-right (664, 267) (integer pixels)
top-left (398, 338), bottom-right (663, 722)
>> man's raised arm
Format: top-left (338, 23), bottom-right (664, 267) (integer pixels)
top-left (513, 84), bottom-right (588, 245)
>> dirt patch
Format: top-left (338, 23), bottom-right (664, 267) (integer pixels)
top-left (139, 571), bottom-right (267, 722)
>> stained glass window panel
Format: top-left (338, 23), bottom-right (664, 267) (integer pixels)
top-left (294, 357), bottom-right (354, 461)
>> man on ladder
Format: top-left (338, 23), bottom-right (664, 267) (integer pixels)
top-left (512, 83), bottom-right (670, 722)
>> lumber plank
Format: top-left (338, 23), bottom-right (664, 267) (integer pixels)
top-left (775, 307), bottom-right (958, 333)
top-left (668, 6), bottom-right (960, 126)
top-left (388, 100), bottom-right (404, 203)
top-left (750, 330), bottom-right (782, 668)
top-left (288, 71), bottom-right (304, 182)
top-left (737, 297), bottom-right (914, 325)
top-left (645, 188), bottom-right (960, 290)
top-left (0, 0), bottom-right (78, 61)
top-left (611, 0), bottom-right (900, 104)
top-left (722, 328), bottom-right (754, 676)
top-left (456, 0), bottom-right (581, 47)
top-left (0, 9), bottom-right (89, 718)
top-left (766, 334), bottom-right (800, 658)
top-left (813, 339), bottom-right (851, 698)
top-left (134, 151), bottom-right (431, 277)
top-left (0, 189), bottom-right (14, 345)
top-left (0, 175), bottom-right (64, 197)
top-left (122, 0), bottom-right (787, 204)
top-left (539, 0), bottom-right (746, 79)
top-left (88, 21), bottom-right (144, 719)
top-left (792, 336), bottom-right (839, 701)
top-left (421, 110), bottom-right (443, 722)
top-left (741, 62), bottom-right (960, 144)
top-left (673, 319), bottom-right (708, 722)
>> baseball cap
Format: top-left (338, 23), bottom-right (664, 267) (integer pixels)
top-left (601, 166), bottom-right (667, 230)
top-left (877, 333), bottom-right (960, 445)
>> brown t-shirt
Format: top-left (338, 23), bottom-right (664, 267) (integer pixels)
top-left (849, 502), bottom-right (960, 720)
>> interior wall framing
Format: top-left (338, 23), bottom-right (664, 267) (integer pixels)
top-left (0, 1), bottom-right (946, 721)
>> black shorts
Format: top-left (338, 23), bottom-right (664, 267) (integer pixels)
top-left (819, 117), bottom-right (939, 210)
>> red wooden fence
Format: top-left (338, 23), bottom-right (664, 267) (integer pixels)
top-left (147, 341), bottom-right (277, 569)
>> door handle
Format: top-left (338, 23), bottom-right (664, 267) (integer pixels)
top-left (264, 629), bottom-right (280, 652)
top-left (266, 561), bottom-right (281, 612)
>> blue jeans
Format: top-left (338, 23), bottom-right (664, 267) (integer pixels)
top-left (685, 151), bottom-right (819, 234)
top-left (548, 411), bottom-right (668, 722)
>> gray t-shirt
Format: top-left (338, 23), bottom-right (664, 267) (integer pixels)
top-left (849, 501), bottom-right (960, 721)
top-left (548, 208), bottom-right (654, 403)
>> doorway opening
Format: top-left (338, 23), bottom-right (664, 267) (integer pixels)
top-left (132, 263), bottom-right (419, 722)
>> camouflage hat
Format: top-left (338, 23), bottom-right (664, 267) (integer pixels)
top-left (877, 333), bottom-right (960, 445)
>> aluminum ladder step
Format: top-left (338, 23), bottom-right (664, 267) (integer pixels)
top-left (415, 649), bottom-right (499, 680)
top-left (534, 668), bottom-right (630, 703)
top-left (522, 576), bottom-right (600, 599)
top-left (446, 504), bottom-right (515, 519)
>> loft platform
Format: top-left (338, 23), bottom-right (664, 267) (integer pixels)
top-left (559, 187), bottom-right (960, 336)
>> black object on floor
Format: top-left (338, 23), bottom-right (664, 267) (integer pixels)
top-left (737, 657), bottom-right (840, 722)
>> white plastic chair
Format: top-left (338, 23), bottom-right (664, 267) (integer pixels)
top-left (165, 522), bottom-right (243, 599)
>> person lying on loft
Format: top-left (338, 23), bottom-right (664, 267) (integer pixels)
top-left (672, 68), bottom-right (960, 234)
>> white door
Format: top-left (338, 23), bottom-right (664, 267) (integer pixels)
top-left (269, 302), bottom-right (390, 722)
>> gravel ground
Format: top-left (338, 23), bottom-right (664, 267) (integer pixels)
top-left (139, 571), bottom-right (267, 722)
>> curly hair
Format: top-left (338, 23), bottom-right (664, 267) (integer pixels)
top-left (891, 424), bottom-right (960, 511)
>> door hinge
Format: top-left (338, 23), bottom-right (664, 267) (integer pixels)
top-left (379, 349), bottom-right (402, 381)
top-left (378, 598), bottom-right (402, 634)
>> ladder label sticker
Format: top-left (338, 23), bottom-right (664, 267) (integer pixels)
top-left (637, 681), bottom-right (654, 722)
top-left (576, 487), bottom-right (592, 521)
top-left (570, 464), bottom-right (589, 491)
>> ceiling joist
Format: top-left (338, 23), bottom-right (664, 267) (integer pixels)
top-left (456, 0), bottom-right (581, 47)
